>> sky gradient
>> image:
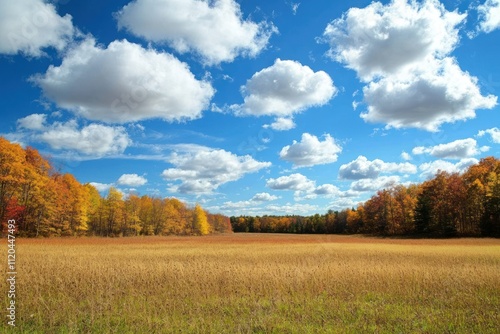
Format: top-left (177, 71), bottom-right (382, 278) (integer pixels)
top-left (1, 0), bottom-right (500, 216)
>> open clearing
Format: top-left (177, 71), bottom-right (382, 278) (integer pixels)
top-left (3, 234), bottom-right (500, 333)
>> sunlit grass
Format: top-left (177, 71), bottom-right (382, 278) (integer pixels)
top-left (2, 234), bottom-right (500, 333)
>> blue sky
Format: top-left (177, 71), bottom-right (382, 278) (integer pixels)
top-left (1, 0), bottom-right (500, 216)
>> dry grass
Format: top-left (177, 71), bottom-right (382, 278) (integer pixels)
top-left (2, 234), bottom-right (500, 333)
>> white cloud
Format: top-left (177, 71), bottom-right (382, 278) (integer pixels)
top-left (0, 0), bottom-right (74, 57)
top-left (266, 173), bottom-right (316, 191)
top-left (162, 148), bottom-right (270, 194)
top-left (477, 0), bottom-right (500, 33)
top-left (412, 147), bottom-right (427, 155)
top-left (263, 117), bottom-right (296, 131)
top-left (456, 158), bottom-right (480, 172)
top-left (17, 114), bottom-right (47, 130)
top-left (322, 0), bottom-right (465, 81)
top-left (350, 175), bottom-right (401, 192)
top-left (412, 138), bottom-right (487, 159)
top-left (90, 182), bottom-right (113, 193)
top-left (115, 0), bottom-right (276, 65)
top-left (266, 173), bottom-right (343, 201)
top-left (32, 38), bottom-right (214, 123)
top-left (38, 120), bottom-right (131, 156)
top-left (401, 151), bottom-right (412, 161)
top-left (361, 58), bottom-right (497, 132)
top-left (232, 59), bottom-right (336, 117)
top-left (218, 192), bottom-right (279, 213)
top-left (117, 174), bottom-right (147, 187)
top-left (313, 184), bottom-right (340, 196)
top-left (251, 192), bottom-right (279, 202)
top-left (322, 1), bottom-right (497, 132)
top-left (419, 160), bottom-right (458, 179)
top-left (329, 198), bottom-right (360, 211)
top-left (478, 127), bottom-right (500, 143)
top-left (418, 158), bottom-right (478, 179)
top-left (15, 115), bottom-right (131, 156)
top-left (219, 201), bottom-right (254, 210)
top-left (265, 203), bottom-right (318, 215)
top-left (216, 192), bottom-right (278, 214)
top-left (339, 155), bottom-right (417, 180)
top-left (279, 133), bottom-right (342, 168)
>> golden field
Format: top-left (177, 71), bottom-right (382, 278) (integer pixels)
top-left (2, 234), bottom-right (500, 333)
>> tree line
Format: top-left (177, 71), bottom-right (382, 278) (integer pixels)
top-left (0, 137), bottom-right (231, 237)
top-left (231, 157), bottom-right (500, 237)
top-left (2, 136), bottom-right (499, 238)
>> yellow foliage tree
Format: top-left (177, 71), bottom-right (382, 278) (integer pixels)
top-left (193, 204), bottom-right (209, 235)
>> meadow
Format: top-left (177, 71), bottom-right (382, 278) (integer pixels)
top-left (2, 234), bottom-right (500, 333)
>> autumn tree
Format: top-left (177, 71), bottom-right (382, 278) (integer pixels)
top-left (85, 183), bottom-right (104, 236)
top-left (463, 157), bottom-right (500, 236)
top-left (346, 208), bottom-right (362, 234)
top-left (325, 210), bottom-right (337, 233)
top-left (122, 194), bottom-right (142, 236)
top-left (207, 213), bottom-right (232, 233)
top-left (362, 190), bottom-right (390, 235)
top-left (0, 138), bottom-right (26, 225)
top-left (104, 187), bottom-right (124, 236)
top-left (20, 147), bottom-right (52, 236)
top-left (163, 198), bottom-right (189, 235)
top-left (483, 169), bottom-right (500, 236)
top-left (193, 204), bottom-right (209, 235)
top-left (414, 184), bottom-right (432, 235)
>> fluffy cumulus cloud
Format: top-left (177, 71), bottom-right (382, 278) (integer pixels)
top-left (251, 192), bottom-right (279, 202)
top-left (17, 113), bottom-right (47, 130)
top-left (0, 0), bottom-right (74, 57)
top-left (323, 0), bottom-right (465, 81)
top-left (478, 127), bottom-right (500, 143)
top-left (339, 155), bottom-right (417, 180)
top-left (313, 184), bottom-right (340, 196)
top-left (401, 151), bottom-right (412, 161)
top-left (350, 175), bottom-right (401, 192)
top-left (279, 133), bottom-right (342, 168)
top-left (32, 38), bottom-right (214, 123)
top-left (329, 198), bottom-right (360, 211)
top-left (217, 192), bottom-right (279, 213)
top-left (263, 117), bottom-right (296, 131)
top-left (15, 115), bottom-right (131, 157)
top-left (232, 59), bottom-right (336, 119)
top-left (266, 173), bottom-right (341, 200)
top-left (162, 148), bottom-right (271, 194)
top-left (322, 0), bottom-right (497, 131)
top-left (412, 138), bottom-right (488, 159)
top-left (477, 0), bottom-right (500, 33)
top-left (361, 58), bottom-right (497, 131)
top-left (419, 158), bottom-right (479, 179)
top-left (89, 182), bottom-right (113, 193)
top-left (265, 203), bottom-right (319, 215)
top-left (117, 174), bottom-right (147, 187)
top-left (38, 120), bottom-right (131, 156)
top-left (266, 173), bottom-right (315, 191)
top-left (115, 0), bottom-right (276, 65)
